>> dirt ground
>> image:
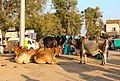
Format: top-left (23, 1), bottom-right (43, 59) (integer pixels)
top-left (0, 50), bottom-right (120, 81)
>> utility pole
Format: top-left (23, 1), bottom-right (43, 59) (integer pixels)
top-left (20, 0), bottom-right (25, 47)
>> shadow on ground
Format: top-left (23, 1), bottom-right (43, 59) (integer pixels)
top-left (56, 55), bottom-right (120, 81)
top-left (21, 74), bottom-right (39, 81)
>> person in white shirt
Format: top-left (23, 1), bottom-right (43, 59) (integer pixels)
top-left (3, 38), bottom-right (7, 48)
top-left (0, 38), bottom-right (3, 54)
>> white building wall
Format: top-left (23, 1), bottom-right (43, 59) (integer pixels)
top-left (106, 24), bottom-right (119, 33)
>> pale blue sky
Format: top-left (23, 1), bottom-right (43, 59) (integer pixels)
top-left (77, 0), bottom-right (120, 23)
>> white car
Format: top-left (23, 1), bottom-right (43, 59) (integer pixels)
top-left (27, 39), bottom-right (39, 50)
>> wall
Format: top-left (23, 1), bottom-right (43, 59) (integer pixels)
top-left (106, 23), bottom-right (119, 33)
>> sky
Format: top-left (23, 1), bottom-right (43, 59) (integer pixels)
top-left (77, 0), bottom-right (120, 23)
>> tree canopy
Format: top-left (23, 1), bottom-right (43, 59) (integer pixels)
top-left (52, 0), bottom-right (83, 35)
top-left (82, 6), bottom-right (103, 38)
top-left (0, 0), bottom-right (104, 38)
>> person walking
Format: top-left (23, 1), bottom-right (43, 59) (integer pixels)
top-left (104, 37), bottom-right (111, 60)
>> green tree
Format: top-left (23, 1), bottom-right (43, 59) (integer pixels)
top-left (1, 0), bottom-right (83, 37)
top-left (40, 13), bottom-right (65, 36)
top-left (25, 0), bottom-right (46, 30)
top-left (52, 0), bottom-right (83, 36)
top-left (1, 0), bottom-right (20, 31)
top-left (1, 0), bottom-right (47, 32)
top-left (0, 0), bottom-right (1, 10)
top-left (82, 6), bottom-right (103, 38)
top-left (0, 0), bottom-right (2, 28)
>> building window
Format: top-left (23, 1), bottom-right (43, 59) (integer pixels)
top-left (112, 27), bottom-right (116, 32)
top-left (114, 27), bottom-right (116, 31)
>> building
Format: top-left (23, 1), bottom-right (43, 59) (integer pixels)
top-left (104, 19), bottom-right (120, 37)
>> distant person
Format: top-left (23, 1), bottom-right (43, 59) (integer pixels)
top-left (110, 42), bottom-right (115, 50)
top-left (2, 38), bottom-right (7, 48)
top-left (24, 35), bottom-right (29, 49)
top-left (38, 38), bottom-right (44, 48)
top-left (66, 35), bottom-right (70, 40)
top-left (0, 38), bottom-right (3, 54)
top-left (104, 37), bottom-right (110, 60)
top-left (63, 40), bottom-right (71, 55)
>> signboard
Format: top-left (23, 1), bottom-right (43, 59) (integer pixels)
top-left (25, 30), bottom-right (34, 35)
top-left (5, 32), bottom-right (18, 38)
